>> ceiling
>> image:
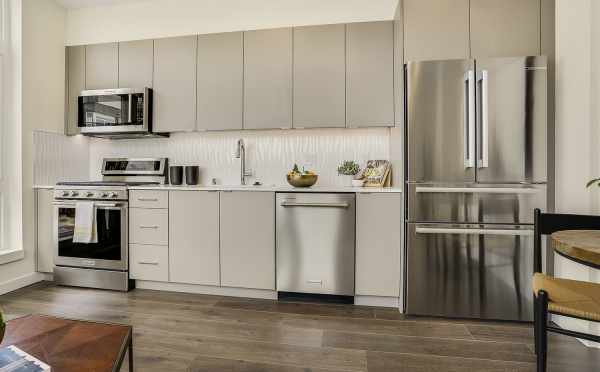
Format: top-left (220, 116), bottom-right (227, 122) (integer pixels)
top-left (55, 0), bottom-right (150, 9)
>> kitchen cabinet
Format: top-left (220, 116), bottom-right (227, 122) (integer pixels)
top-left (130, 244), bottom-right (169, 282)
top-left (36, 189), bottom-right (55, 273)
top-left (66, 46), bottom-right (84, 135)
top-left (470, 0), bottom-right (540, 58)
top-left (346, 21), bottom-right (394, 128)
top-left (129, 208), bottom-right (169, 246)
top-left (169, 191), bottom-right (220, 285)
top-left (293, 24), bottom-right (345, 128)
top-left (394, 4), bottom-right (404, 128)
top-left (197, 32), bottom-right (243, 131)
top-left (404, 0), bottom-right (470, 61)
top-left (355, 193), bottom-right (402, 297)
top-left (129, 190), bottom-right (168, 209)
top-left (85, 43), bottom-right (118, 90)
top-left (243, 28), bottom-right (293, 130)
top-left (118, 39), bottom-right (154, 88)
top-left (153, 36), bottom-right (197, 133)
top-left (220, 191), bottom-right (275, 290)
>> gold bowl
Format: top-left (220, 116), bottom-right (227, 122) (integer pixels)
top-left (286, 174), bottom-right (318, 188)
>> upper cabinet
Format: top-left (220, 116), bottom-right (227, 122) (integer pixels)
top-left (293, 24), bottom-right (345, 128)
top-left (118, 39), bottom-right (154, 88)
top-left (153, 36), bottom-right (198, 133)
top-left (243, 28), bottom-right (293, 130)
top-left (394, 3), bottom-right (404, 128)
top-left (404, 0), bottom-right (470, 61)
top-left (65, 46), bottom-right (85, 135)
top-left (346, 21), bottom-right (394, 128)
top-left (85, 43), bottom-right (118, 90)
top-left (470, 0), bottom-right (540, 58)
top-left (197, 32), bottom-right (243, 131)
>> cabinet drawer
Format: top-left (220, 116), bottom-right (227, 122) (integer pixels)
top-left (129, 190), bottom-right (168, 209)
top-left (130, 208), bottom-right (168, 245)
top-left (130, 244), bottom-right (168, 281)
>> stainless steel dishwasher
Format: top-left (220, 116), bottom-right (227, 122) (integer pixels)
top-left (276, 193), bottom-right (355, 296)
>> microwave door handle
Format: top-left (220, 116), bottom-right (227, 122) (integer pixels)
top-left (127, 94), bottom-right (133, 123)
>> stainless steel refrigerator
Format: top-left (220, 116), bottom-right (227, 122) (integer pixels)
top-left (405, 56), bottom-right (548, 321)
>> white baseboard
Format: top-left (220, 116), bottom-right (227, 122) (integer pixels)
top-left (0, 272), bottom-right (46, 295)
top-left (354, 295), bottom-right (400, 308)
top-left (136, 280), bottom-right (278, 300)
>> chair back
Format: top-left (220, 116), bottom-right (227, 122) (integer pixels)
top-left (534, 208), bottom-right (600, 272)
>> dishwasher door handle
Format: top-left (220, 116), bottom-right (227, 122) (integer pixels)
top-left (280, 201), bottom-right (350, 208)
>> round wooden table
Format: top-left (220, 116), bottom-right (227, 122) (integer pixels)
top-left (551, 230), bottom-right (600, 269)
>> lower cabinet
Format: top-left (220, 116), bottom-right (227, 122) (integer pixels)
top-left (219, 191), bottom-right (276, 290)
top-left (169, 191), bottom-right (220, 285)
top-left (130, 244), bottom-right (169, 281)
top-left (355, 193), bottom-right (402, 297)
top-left (36, 189), bottom-right (55, 273)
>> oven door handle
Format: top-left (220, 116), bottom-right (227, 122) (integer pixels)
top-left (53, 202), bottom-right (122, 208)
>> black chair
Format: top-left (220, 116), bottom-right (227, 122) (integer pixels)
top-left (533, 208), bottom-right (600, 372)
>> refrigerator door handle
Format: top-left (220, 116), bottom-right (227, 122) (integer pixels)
top-left (415, 186), bottom-right (540, 194)
top-left (478, 70), bottom-right (489, 168)
top-left (415, 226), bottom-right (533, 236)
top-left (464, 70), bottom-right (476, 168)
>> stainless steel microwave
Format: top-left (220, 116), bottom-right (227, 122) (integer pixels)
top-left (78, 88), bottom-right (161, 138)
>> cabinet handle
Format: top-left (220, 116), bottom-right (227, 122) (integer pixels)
top-left (307, 280), bottom-right (323, 284)
top-left (138, 261), bottom-right (159, 265)
top-left (139, 225), bottom-right (159, 229)
top-left (138, 198), bottom-right (158, 201)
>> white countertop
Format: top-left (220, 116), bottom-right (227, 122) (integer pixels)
top-left (34, 184), bottom-right (402, 193)
top-left (127, 184), bottom-right (402, 193)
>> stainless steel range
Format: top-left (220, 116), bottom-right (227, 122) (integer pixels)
top-left (53, 158), bottom-right (167, 291)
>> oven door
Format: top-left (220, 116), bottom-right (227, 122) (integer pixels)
top-left (78, 88), bottom-right (150, 134)
top-left (54, 201), bottom-right (128, 271)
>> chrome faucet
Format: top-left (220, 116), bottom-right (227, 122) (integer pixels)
top-left (235, 139), bottom-right (252, 185)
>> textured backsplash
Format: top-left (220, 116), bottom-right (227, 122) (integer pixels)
top-left (33, 131), bottom-right (90, 185)
top-left (89, 128), bottom-right (392, 186)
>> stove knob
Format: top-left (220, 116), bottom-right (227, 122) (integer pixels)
top-left (71, 191), bottom-right (79, 197)
top-left (100, 192), bottom-right (109, 198)
top-left (109, 192), bottom-right (119, 198)
top-left (61, 191), bottom-right (69, 197)
top-left (86, 192), bottom-right (94, 197)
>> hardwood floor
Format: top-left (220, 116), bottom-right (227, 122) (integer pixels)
top-left (0, 282), bottom-right (598, 371)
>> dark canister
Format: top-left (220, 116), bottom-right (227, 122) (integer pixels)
top-left (185, 166), bottom-right (200, 185)
top-left (169, 166), bottom-right (183, 185)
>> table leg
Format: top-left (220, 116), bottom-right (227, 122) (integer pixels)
top-left (128, 334), bottom-right (134, 372)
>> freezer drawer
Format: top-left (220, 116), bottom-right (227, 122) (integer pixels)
top-left (276, 193), bottom-right (355, 296)
top-left (406, 223), bottom-right (534, 321)
top-left (407, 184), bottom-right (546, 224)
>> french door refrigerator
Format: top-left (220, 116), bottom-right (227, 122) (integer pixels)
top-left (405, 56), bottom-right (547, 321)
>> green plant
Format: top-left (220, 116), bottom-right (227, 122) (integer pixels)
top-left (337, 161), bottom-right (360, 176)
top-left (587, 178), bottom-right (600, 188)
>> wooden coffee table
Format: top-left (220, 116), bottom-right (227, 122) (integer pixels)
top-left (0, 314), bottom-right (133, 372)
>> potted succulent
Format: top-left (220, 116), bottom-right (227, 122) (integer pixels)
top-left (337, 161), bottom-right (362, 186)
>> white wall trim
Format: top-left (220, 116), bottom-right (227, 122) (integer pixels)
top-left (0, 272), bottom-right (45, 295)
top-left (135, 280), bottom-right (278, 300)
top-left (354, 295), bottom-right (400, 309)
top-left (0, 248), bottom-right (24, 265)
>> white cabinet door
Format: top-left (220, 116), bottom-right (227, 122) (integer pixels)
top-left (153, 36), bottom-right (197, 132)
top-left (119, 39), bottom-right (154, 88)
top-left (220, 191), bottom-right (275, 290)
top-left (470, 0), bottom-right (540, 58)
top-left (197, 32), bottom-right (243, 131)
top-left (346, 21), bottom-right (395, 127)
top-left (36, 189), bottom-right (55, 273)
top-left (404, 0), bottom-right (470, 61)
top-left (85, 43), bottom-right (118, 89)
top-left (243, 28), bottom-right (293, 130)
top-left (293, 24), bottom-right (345, 128)
top-left (66, 46), bottom-right (85, 135)
top-left (355, 193), bottom-right (402, 297)
top-left (169, 191), bottom-right (220, 285)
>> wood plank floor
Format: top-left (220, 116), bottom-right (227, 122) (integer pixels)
top-left (0, 282), bottom-right (598, 371)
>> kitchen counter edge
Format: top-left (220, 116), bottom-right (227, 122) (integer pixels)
top-left (128, 185), bottom-right (402, 193)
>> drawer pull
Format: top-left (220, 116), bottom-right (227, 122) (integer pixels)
top-left (139, 225), bottom-right (159, 229)
top-left (138, 261), bottom-right (159, 265)
top-left (307, 280), bottom-right (322, 284)
top-left (138, 197), bottom-right (159, 201)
